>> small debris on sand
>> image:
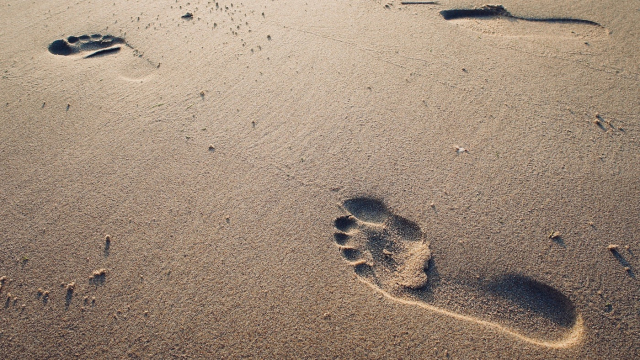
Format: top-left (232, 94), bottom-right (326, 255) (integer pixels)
top-left (105, 234), bottom-right (111, 243)
top-left (549, 231), bottom-right (561, 240)
top-left (455, 146), bottom-right (468, 154)
top-left (90, 269), bottom-right (107, 279)
top-left (182, 12), bottom-right (193, 19)
top-left (607, 244), bottom-right (619, 251)
top-left (208, 144), bottom-right (215, 151)
top-left (66, 282), bottom-right (76, 292)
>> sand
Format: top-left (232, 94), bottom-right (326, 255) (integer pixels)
top-left (0, 0), bottom-right (639, 358)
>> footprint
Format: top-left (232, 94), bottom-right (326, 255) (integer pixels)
top-left (48, 34), bottom-right (127, 58)
top-left (439, 5), bottom-right (608, 39)
top-left (332, 197), bottom-right (583, 348)
top-left (47, 33), bottom-right (156, 81)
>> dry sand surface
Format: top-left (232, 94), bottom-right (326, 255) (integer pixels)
top-left (1, 0), bottom-right (639, 358)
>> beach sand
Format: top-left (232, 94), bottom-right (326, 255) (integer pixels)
top-left (0, 0), bottom-right (638, 358)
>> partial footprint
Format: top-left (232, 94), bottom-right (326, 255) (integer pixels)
top-left (440, 5), bottom-right (608, 39)
top-left (332, 197), bottom-right (583, 348)
top-left (49, 34), bottom-right (126, 58)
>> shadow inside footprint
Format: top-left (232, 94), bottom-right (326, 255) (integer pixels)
top-left (483, 274), bottom-right (577, 328)
top-left (334, 232), bottom-right (350, 245)
top-left (440, 5), bottom-right (512, 20)
top-left (48, 34), bottom-right (126, 58)
top-left (342, 197), bottom-right (389, 223)
top-left (388, 216), bottom-right (423, 241)
top-left (440, 4), bottom-right (602, 27)
top-left (334, 216), bottom-right (358, 232)
top-left (354, 263), bottom-right (376, 280)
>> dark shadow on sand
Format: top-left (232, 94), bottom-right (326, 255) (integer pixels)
top-left (440, 5), bottom-right (602, 27)
top-left (482, 274), bottom-right (577, 328)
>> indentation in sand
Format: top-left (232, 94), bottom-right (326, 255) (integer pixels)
top-left (47, 33), bottom-right (157, 81)
top-left (332, 197), bottom-right (583, 348)
top-left (49, 34), bottom-right (126, 58)
top-left (440, 5), bottom-right (608, 39)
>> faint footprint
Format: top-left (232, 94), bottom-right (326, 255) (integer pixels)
top-left (439, 5), bottom-right (608, 39)
top-left (333, 197), bottom-right (583, 348)
top-left (48, 34), bottom-right (127, 58)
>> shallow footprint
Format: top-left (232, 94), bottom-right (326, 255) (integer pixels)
top-left (49, 34), bottom-right (126, 58)
top-left (332, 197), bottom-right (583, 348)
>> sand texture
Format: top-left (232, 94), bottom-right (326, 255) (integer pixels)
top-left (1, 0), bottom-right (639, 358)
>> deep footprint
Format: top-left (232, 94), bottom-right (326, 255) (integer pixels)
top-left (439, 4), bottom-right (607, 40)
top-left (440, 5), bottom-right (602, 26)
top-left (48, 34), bottom-right (126, 58)
top-left (332, 197), bottom-right (583, 348)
